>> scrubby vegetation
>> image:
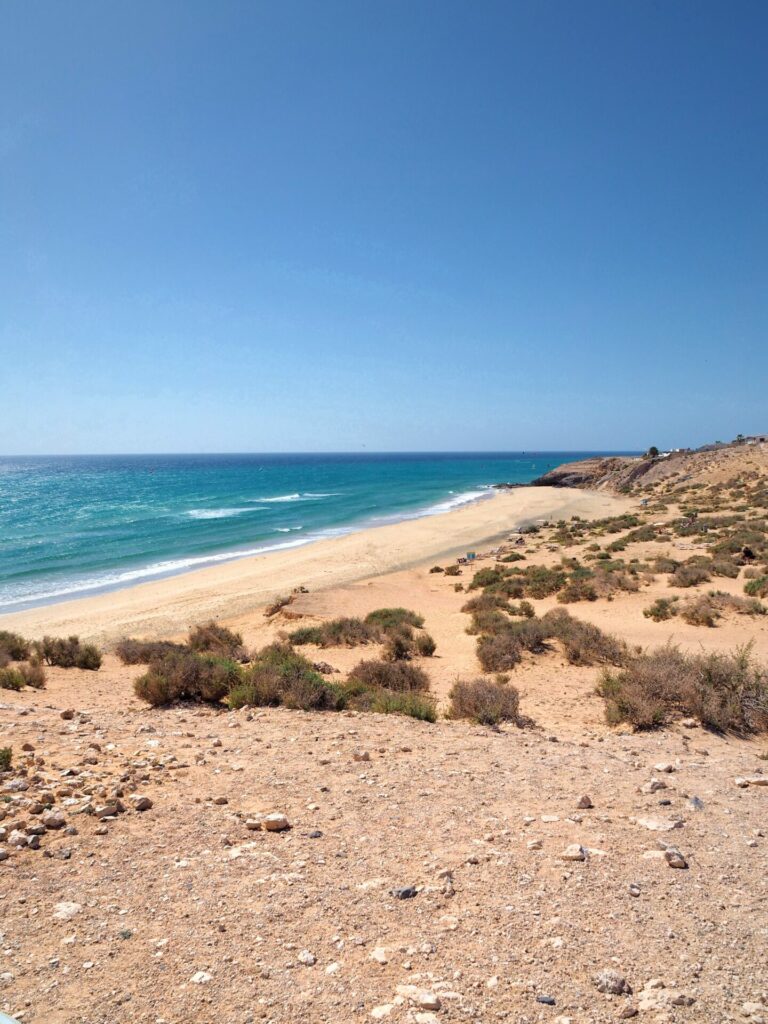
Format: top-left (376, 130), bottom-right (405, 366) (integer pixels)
top-left (131, 623), bottom-right (437, 722)
top-left (598, 644), bottom-right (768, 733)
top-left (0, 747), bottom-right (11, 772)
top-left (134, 650), bottom-right (242, 707)
top-left (0, 667), bottom-right (25, 691)
top-left (0, 631), bottom-right (30, 662)
top-left (288, 608), bottom-right (436, 661)
top-left (644, 597), bottom-right (679, 622)
top-left (188, 621), bottom-right (245, 659)
top-left (472, 600), bottom-right (626, 672)
top-left (116, 638), bottom-right (188, 665)
top-left (36, 636), bottom-right (102, 670)
top-left (447, 675), bottom-right (521, 726)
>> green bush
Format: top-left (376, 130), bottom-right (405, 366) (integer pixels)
top-left (364, 607), bottom-right (425, 630)
top-left (541, 609), bottom-right (627, 666)
top-left (346, 686), bottom-right (437, 722)
top-left (429, 565), bottom-right (444, 573)
top-left (0, 747), bottom-right (11, 772)
top-left (670, 562), bottom-right (712, 588)
top-left (476, 631), bottom-right (523, 672)
top-left (288, 617), bottom-right (376, 647)
top-left (227, 644), bottom-right (343, 711)
top-left (0, 667), bottom-right (25, 691)
top-left (444, 564), bottom-right (461, 576)
top-left (644, 597), bottom-right (679, 622)
top-left (447, 675), bottom-right (521, 726)
top-left (745, 576), bottom-right (768, 599)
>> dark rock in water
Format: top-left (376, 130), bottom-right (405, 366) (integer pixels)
top-left (391, 886), bottom-right (418, 900)
top-left (536, 994), bottom-right (556, 1005)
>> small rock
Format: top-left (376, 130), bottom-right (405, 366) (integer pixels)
top-left (594, 969), bottom-right (632, 995)
top-left (129, 796), bottom-right (153, 812)
top-left (392, 886), bottom-right (418, 899)
top-left (416, 992), bottom-right (441, 1010)
top-left (190, 970), bottom-right (213, 984)
top-left (664, 847), bottom-right (688, 869)
top-left (297, 950), bottom-right (316, 966)
top-left (654, 762), bottom-right (676, 773)
top-left (370, 947), bottom-right (389, 964)
top-left (61, 709), bottom-right (75, 721)
top-left (353, 750), bottom-right (371, 762)
top-left (628, 883), bottom-right (641, 898)
top-left (52, 901), bottom-right (82, 922)
top-left (260, 813), bottom-right (290, 832)
top-left (577, 795), bottom-right (593, 809)
top-left (560, 844), bottom-right (586, 861)
top-left (536, 994), bottom-right (556, 1005)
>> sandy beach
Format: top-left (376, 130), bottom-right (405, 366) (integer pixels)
top-left (0, 485), bottom-right (628, 643)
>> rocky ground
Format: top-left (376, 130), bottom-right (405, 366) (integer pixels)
top-left (1, 672), bottom-right (767, 1024)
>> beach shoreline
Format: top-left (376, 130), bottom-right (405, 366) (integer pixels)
top-left (0, 485), bottom-right (630, 643)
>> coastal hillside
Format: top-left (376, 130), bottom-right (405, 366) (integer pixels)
top-left (529, 438), bottom-right (768, 494)
top-left (2, 462), bottom-right (767, 1023)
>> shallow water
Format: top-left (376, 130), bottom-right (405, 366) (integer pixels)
top-left (0, 452), bottom-right (627, 609)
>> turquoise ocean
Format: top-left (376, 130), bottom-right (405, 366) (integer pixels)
top-left (0, 452), bottom-right (627, 611)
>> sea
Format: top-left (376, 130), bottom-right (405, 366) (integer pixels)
top-left (0, 452), bottom-right (628, 611)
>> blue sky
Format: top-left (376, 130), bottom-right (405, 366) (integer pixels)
top-left (1, 0), bottom-right (766, 454)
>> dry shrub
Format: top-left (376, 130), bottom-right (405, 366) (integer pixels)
top-left (598, 643), bottom-right (768, 733)
top-left (0, 631), bottom-right (30, 661)
top-left (447, 675), bottom-right (521, 726)
top-left (134, 650), bottom-right (241, 707)
top-left (670, 561), bottom-right (712, 588)
top-left (116, 638), bottom-right (188, 664)
top-left (745, 575), bottom-right (768, 598)
top-left (476, 631), bottom-right (523, 672)
top-left (18, 659), bottom-right (46, 689)
top-left (264, 594), bottom-right (294, 617)
top-left (680, 590), bottom-right (766, 627)
top-left (540, 609), bottom-right (627, 666)
top-left (557, 577), bottom-right (599, 603)
top-left (0, 747), bottom-right (11, 772)
top-left (347, 659), bottom-right (430, 692)
top-left (37, 636), bottom-right (102, 670)
top-left (444, 564), bottom-right (461, 576)
top-left (188, 621), bottom-right (245, 659)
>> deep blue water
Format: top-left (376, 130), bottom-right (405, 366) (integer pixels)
top-left (0, 452), bottom-right (627, 610)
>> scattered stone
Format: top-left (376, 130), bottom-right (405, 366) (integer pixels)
top-left (594, 969), bottom-right (632, 995)
top-left (635, 817), bottom-right (683, 832)
top-left (60, 709), bottom-right (75, 721)
top-left (536, 994), bottom-right (556, 1005)
top-left (735, 775), bottom-right (768, 788)
top-left (190, 970), bottom-right (213, 984)
top-left (129, 796), bottom-right (153, 811)
top-left (560, 844), bottom-right (586, 861)
top-left (297, 949), bottom-right (316, 966)
top-left (0, 848), bottom-right (8, 862)
top-left (370, 947), bottom-right (389, 964)
top-left (42, 812), bottom-right (66, 830)
top-left (260, 813), bottom-right (290, 832)
top-left (628, 883), bottom-right (641, 898)
top-left (52, 901), bottom-right (82, 922)
top-left (654, 763), bottom-right (676, 773)
top-left (391, 886), bottom-right (418, 899)
top-left (416, 992), bottom-right (441, 1010)
top-left (663, 847), bottom-right (689, 869)
top-left (641, 778), bottom-right (667, 794)
top-left (353, 750), bottom-right (371, 762)
top-left (577, 795), bottom-right (593, 809)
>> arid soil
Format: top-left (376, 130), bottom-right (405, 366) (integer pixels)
top-left (2, 671), bottom-right (767, 1024)
top-left (2, 444), bottom-right (768, 1024)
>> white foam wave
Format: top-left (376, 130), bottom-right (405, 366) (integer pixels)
top-left (255, 492), bottom-right (339, 503)
top-left (185, 507), bottom-right (261, 520)
top-left (0, 537), bottom-right (314, 608)
top-left (275, 526), bottom-right (304, 532)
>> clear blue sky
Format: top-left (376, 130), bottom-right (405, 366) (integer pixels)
top-left (2, 1), bottom-right (766, 454)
